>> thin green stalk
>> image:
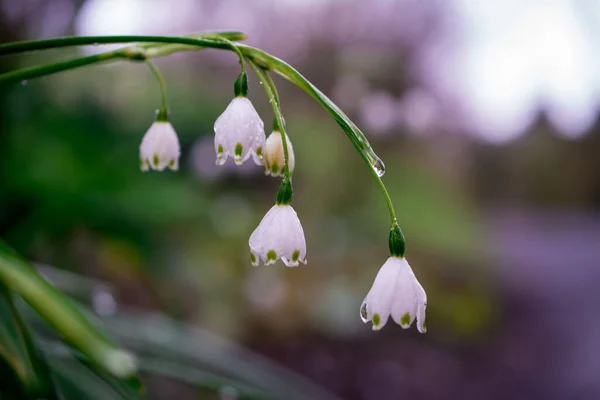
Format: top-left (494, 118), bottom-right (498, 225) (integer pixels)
top-left (0, 32), bottom-right (245, 56)
top-left (215, 38), bottom-right (246, 76)
top-left (261, 69), bottom-right (280, 106)
top-left (0, 49), bottom-right (129, 82)
top-left (247, 60), bottom-right (291, 180)
top-left (144, 60), bottom-right (168, 120)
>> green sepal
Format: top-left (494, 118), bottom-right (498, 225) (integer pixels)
top-left (272, 117), bottom-right (285, 132)
top-left (389, 223), bottom-right (406, 258)
top-left (156, 108), bottom-right (169, 122)
top-left (234, 71), bottom-right (248, 97)
top-left (276, 177), bottom-right (293, 205)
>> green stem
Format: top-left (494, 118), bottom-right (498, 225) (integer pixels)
top-left (0, 32), bottom-right (245, 56)
top-left (215, 38), bottom-right (246, 75)
top-left (0, 49), bottom-right (129, 82)
top-left (145, 60), bottom-right (169, 120)
top-left (247, 60), bottom-right (290, 180)
top-left (262, 70), bottom-right (280, 106)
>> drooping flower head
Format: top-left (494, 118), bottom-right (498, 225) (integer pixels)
top-left (249, 204), bottom-right (307, 266)
top-left (249, 178), bottom-right (306, 267)
top-left (140, 121), bottom-right (180, 171)
top-left (214, 72), bottom-right (265, 166)
top-left (264, 130), bottom-right (295, 177)
top-left (360, 256), bottom-right (427, 332)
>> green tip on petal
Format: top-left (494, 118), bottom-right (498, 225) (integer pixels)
top-left (400, 312), bottom-right (411, 326)
top-left (234, 142), bottom-right (243, 157)
top-left (153, 153), bottom-right (160, 167)
top-left (218, 144), bottom-right (224, 155)
top-left (292, 250), bottom-right (300, 263)
top-left (270, 161), bottom-right (279, 175)
top-left (373, 313), bottom-right (381, 327)
top-left (256, 146), bottom-right (263, 158)
top-left (266, 250), bottom-right (277, 262)
top-left (250, 252), bottom-right (256, 264)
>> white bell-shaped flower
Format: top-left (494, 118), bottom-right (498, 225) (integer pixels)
top-left (249, 204), bottom-right (307, 267)
top-left (264, 130), bottom-right (295, 177)
top-left (360, 256), bottom-right (427, 332)
top-left (139, 121), bottom-right (180, 171)
top-left (214, 97), bottom-right (266, 166)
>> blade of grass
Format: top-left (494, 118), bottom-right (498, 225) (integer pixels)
top-left (0, 240), bottom-right (137, 380)
top-left (0, 284), bottom-right (59, 399)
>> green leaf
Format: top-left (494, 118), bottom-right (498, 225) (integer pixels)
top-left (0, 239), bottom-right (137, 381)
top-left (0, 285), bottom-right (58, 398)
top-left (50, 357), bottom-right (140, 400)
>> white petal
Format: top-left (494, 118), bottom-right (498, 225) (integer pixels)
top-left (390, 258), bottom-right (420, 329)
top-left (362, 258), bottom-right (399, 330)
top-left (415, 275), bottom-right (428, 333)
top-left (249, 205), bottom-right (279, 258)
top-left (214, 97), bottom-right (265, 166)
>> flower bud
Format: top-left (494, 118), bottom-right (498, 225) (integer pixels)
top-left (264, 130), bottom-right (295, 177)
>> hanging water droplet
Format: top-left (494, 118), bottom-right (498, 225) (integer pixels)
top-left (360, 302), bottom-right (369, 323)
top-left (20, 80), bottom-right (28, 86)
top-left (371, 156), bottom-right (385, 177)
top-left (155, 109), bottom-right (160, 115)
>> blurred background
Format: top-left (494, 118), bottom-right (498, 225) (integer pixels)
top-left (2, 0), bottom-right (600, 399)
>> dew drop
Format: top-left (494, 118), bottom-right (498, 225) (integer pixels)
top-left (155, 109), bottom-right (160, 115)
top-left (360, 302), bottom-right (369, 323)
top-left (20, 80), bottom-right (28, 86)
top-left (371, 156), bottom-right (385, 177)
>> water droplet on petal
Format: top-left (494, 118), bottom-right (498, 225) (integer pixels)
top-left (360, 302), bottom-right (369, 323)
top-left (371, 156), bottom-right (385, 177)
